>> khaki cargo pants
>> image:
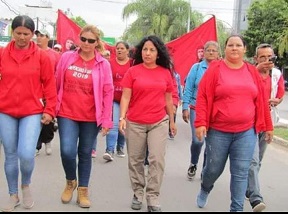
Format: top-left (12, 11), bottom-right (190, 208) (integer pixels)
top-left (125, 115), bottom-right (169, 207)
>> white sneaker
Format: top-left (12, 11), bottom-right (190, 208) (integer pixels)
top-left (45, 143), bottom-right (52, 155)
top-left (103, 152), bottom-right (114, 161)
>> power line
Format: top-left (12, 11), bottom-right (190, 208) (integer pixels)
top-left (0, 0), bottom-right (19, 15)
top-left (88, 0), bottom-right (126, 4)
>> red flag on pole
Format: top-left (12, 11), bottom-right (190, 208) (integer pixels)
top-left (56, 9), bottom-right (116, 57)
top-left (56, 9), bottom-right (81, 52)
top-left (166, 16), bottom-right (217, 85)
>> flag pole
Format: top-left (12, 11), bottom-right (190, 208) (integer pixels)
top-left (187, 0), bottom-right (191, 33)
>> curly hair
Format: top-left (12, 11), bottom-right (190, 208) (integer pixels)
top-left (132, 35), bottom-right (174, 75)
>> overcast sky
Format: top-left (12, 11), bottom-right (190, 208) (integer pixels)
top-left (0, 0), bottom-right (235, 38)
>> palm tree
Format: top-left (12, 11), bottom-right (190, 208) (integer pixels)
top-left (121, 0), bottom-right (203, 44)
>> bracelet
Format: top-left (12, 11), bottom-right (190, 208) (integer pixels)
top-left (119, 117), bottom-right (125, 121)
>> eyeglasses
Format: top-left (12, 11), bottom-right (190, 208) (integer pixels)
top-left (80, 36), bottom-right (96, 44)
top-left (205, 49), bottom-right (218, 53)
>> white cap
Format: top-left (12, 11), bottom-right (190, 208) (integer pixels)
top-left (35, 29), bottom-right (50, 38)
top-left (53, 44), bottom-right (62, 50)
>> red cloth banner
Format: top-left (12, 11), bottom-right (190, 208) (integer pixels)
top-left (56, 9), bottom-right (81, 52)
top-left (56, 9), bottom-right (116, 57)
top-left (166, 16), bottom-right (217, 85)
top-left (56, 10), bottom-right (217, 83)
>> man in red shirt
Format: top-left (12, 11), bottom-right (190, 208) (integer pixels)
top-left (35, 29), bottom-right (60, 156)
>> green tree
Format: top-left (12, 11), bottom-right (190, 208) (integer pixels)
top-left (71, 16), bottom-right (87, 28)
top-left (71, 16), bottom-right (104, 37)
top-left (243, 0), bottom-right (288, 65)
top-left (121, 0), bottom-right (203, 45)
top-left (215, 20), bottom-right (231, 58)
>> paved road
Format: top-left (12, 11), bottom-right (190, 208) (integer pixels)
top-left (0, 109), bottom-right (288, 212)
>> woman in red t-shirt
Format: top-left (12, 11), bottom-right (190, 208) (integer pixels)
top-left (101, 41), bottom-right (132, 161)
top-left (119, 35), bottom-right (176, 212)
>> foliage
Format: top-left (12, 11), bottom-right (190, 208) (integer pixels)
top-left (71, 16), bottom-right (104, 37)
top-left (274, 127), bottom-right (288, 141)
top-left (71, 16), bottom-right (87, 28)
top-left (243, 0), bottom-right (288, 67)
top-left (121, 0), bottom-right (203, 45)
top-left (215, 20), bottom-right (231, 58)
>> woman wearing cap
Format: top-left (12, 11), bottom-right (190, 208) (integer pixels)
top-left (53, 44), bottom-right (62, 53)
top-left (0, 15), bottom-right (56, 212)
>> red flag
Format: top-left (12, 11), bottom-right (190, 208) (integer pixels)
top-left (104, 43), bottom-right (116, 59)
top-left (56, 9), bottom-right (116, 56)
top-left (166, 16), bottom-right (217, 85)
top-left (56, 9), bottom-right (81, 52)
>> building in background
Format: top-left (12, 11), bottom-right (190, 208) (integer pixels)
top-left (0, 19), bottom-right (11, 47)
top-left (232, 0), bottom-right (254, 34)
top-left (19, 1), bottom-right (56, 39)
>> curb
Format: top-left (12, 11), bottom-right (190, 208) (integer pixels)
top-left (273, 124), bottom-right (288, 148)
top-left (273, 135), bottom-right (288, 148)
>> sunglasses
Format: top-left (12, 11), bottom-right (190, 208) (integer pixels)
top-left (80, 36), bottom-right (96, 44)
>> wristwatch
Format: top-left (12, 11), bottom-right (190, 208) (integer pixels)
top-left (119, 117), bottom-right (125, 121)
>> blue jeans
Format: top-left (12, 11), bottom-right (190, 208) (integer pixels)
top-left (0, 113), bottom-right (42, 194)
top-left (190, 109), bottom-right (205, 166)
top-left (105, 101), bottom-right (125, 153)
top-left (246, 132), bottom-right (268, 204)
top-left (201, 128), bottom-right (256, 212)
top-left (58, 117), bottom-right (101, 187)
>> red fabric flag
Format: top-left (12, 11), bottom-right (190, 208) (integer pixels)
top-left (166, 16), bottom-right (217, 85)
top-left (104, 43), bottom-right (116, 59)
top-left (56, 9), bottom-right (81, 52)
top-left (56, 9), bottom-right (116, 57)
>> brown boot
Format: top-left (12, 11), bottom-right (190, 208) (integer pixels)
top-left (77, 187), bottom-right (91, 208)
top-left (61, 179), bottom-right (77, 203)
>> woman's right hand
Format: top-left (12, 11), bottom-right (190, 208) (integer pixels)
top-left (119, 120), bottom-right (126, 135)
top-left (195, 126), bottom-right (207, 142)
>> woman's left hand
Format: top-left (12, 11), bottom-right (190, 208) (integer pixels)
top-left (41, 113), bottom-right (53, 125)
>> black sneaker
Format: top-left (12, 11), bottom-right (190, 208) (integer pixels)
top-left (131, 195), bottom-right (142, 210)
top-left (168, 133), bottom-right (174, 140)
top-left (187, 165), bottom-right (197, 180)
top-left (116, 148), bottom-right (125, 158)
top-left (251, 200), bottom-right (266, 212)
top-left (245, 192), bottom-right (250, 201)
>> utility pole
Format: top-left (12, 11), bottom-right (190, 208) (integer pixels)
top-left (36, 17), bottom-right (39, 30)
